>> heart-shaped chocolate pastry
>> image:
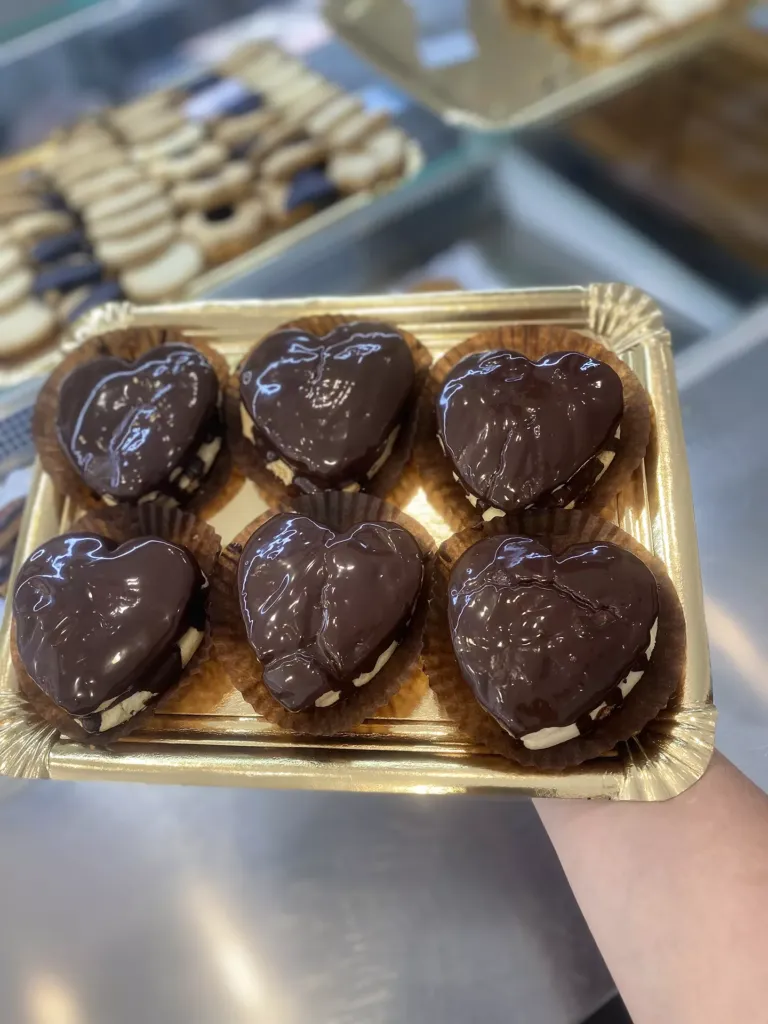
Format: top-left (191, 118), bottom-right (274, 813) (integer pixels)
top-left (437, 350), bottom-right (623, 514)
top-left (238, 513), bottom-right (424, 711)
top-left (57, 343), bottom-right (220, 502)
top-left (240, 321), bottom-right (415, 490)
top-left (13, 533), bottom-right (207, 734)
top-left (448, 536), bottom-right (658, 749)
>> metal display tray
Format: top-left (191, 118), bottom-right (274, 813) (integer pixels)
top-left (325, 0), bottom-right (748, 131)
top-left (0, 284), bottom-right (715, 799)
top-left (0, 140), bottom-right (424, 392)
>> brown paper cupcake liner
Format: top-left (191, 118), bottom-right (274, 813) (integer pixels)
top-left (211, 489), bottom-right (436, 736)
top-left (33, 325), bottom-right (238, 517)
top-left (414, 324), bottom-right (652, 533)
top-left (225, 314), bottom-right (433, 509)
top-left (423, 509), bottom-right (686, 770)
top-left (11, 503), bottom-right (222, 746)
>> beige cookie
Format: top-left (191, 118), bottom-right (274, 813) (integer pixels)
top-left (366, 128), bottom-right (408, 178)
top-left (66, 165), bottom-right (144, 207)
top-left (97, 219), bottom-right (177, 269)
top-left (85, 181), bottom-right (165, 224)
top-left (260, 139), bottom-right (326, 181)
top-left (132, 122), bottom-right (205, 164)
top-left (0, 194), bottom-right (44, 223)
top-left (259, 181), bottom-right (313, 227)
top-left (0, 244), bottom-right (23, 277)
top-left (149, 141), bottom-right (227, 184)
top-left (88, 195), bottom-right (175, 241)
top-left (120, 239), bottom-right (204, 302)
top-left (327, 150), bottom-right (379, 193)
top-left (306, 95), bottom-right (363, 137)
top-left (218, 40), bottom-right (275, 74)
top-left (249, 121), bottom-right (309, 164)
top-left (111, 89), bottom-right (179, 131)
top-left (172, 161), bottom-right (251, 211)
top-left (0, 266), bottom-right (32, 312)
top-left (52, 147), bottom-right (127, 188)
top-left (327, 109), bottom-right (390, 149)
top-left (278, 85), bottom-right (341, 126)
top-left (213, 107), bottom-right (279, 149)
top-left (269, 73), bottom-right (327, 109)
top-left (120, 107), bottom-right (185, 145)
top-left (0, 298), bottom-right (57, 358)
top-left (182, 199), bottom-right (265, 264)
top-left (247, 58), bottom-right (307, 95)
top-left (9, 210), bottom-right (74, 244)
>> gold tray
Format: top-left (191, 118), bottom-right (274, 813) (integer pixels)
top-left (324, 0), bottom-right (748, 131)
top-left (0, 140), bottom-right (423, 392)
top-left (0, 284), bottom-right (715, 799)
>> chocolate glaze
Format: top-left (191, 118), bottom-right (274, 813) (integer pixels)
top-left (448, 536), bottom-right (658, 738)
top-left (57, 343), bottom-right (220, 502)
top-left (286, 165), bottom-right (339, 213)
top-left (223, 92), bottom-right (263, 116)
top-left (240, 321), bottom-right (415, 492)
top-left (238, 514), bottom-right (424, 712)
top-left (31, 230), bottom-right (90, 265)
top-left (13, 533), bottom-right (207, 733)
top-left (33, 259), bottom-right (103, 297)
top-left (437, 350), bottom-right (623, 513)
top-left (185, 72), bottom-right (223, 95)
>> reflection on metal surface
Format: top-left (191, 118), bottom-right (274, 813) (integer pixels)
top-left (0, 285), bottom-right (713, 799)
top-left (325, 0), bottom-right (746, 130)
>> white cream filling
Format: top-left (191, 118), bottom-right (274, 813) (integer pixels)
top-left (241, 401), bottom-right (398, 491)
top-left (521, 618), bottom-right (659, 750)
top-left (465, 425), bottom-right (622, 520)
top-left (102, 432), bottom-right (221, 508)
top-left (367, 427), bottom-right (399, 480)
top-left (353, 640), bottom-right (398, 688)
top-left (313, 640), bottom-right (399, 708)
top-left (74, 625), bottom-right (205, 734)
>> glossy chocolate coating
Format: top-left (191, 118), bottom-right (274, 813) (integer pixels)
top-left (240, 321), bottom-right (414, 491)
top-left (437, 350), bottom-right (623, 513)
top-left (286, 166), bottom-right (339, 212)
top-left (238, 513), bottom-right (423, 712)
top-left (13, 533), bottom-right (206, 731)
top-left (448, 536), bottom-right (658, 738)
top-left (57, 343), bottom-right (220, 501)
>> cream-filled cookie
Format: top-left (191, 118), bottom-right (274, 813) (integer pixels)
top-left (366, 128), bottom-right (408, 178)
top-left (172, 161), bottom-right (251, 211)
top-left (148, 141), bottom-right (227, 184)
top-left (52, 147), bottom-right (127, 189)
top-left (97, 220), bottom-right (177, 270)
top-left (327, 151), bottom-right (379, 193)
top-left (120, 240), bottom-right (204, 301)
top-left (306, 95), bottom-right (363, 137)
top-left (131, 123), bottom-right (205, 164)
top-left (326, 109), bottom-right (390, 149)
top-left (120, 108), bottom-right (185, 145)
top-left (213, 107), bottom-right (279, 149)
top-left (182, 199), bottom-right (264, 264)
top-left (0, 266), bottom-right (32, 312)
top-left (0, 298), bottom-right (57, 358)
top-left (0, 243), bottom-right (24, 276)
top-left (84, 181), bottom-right (165, 225)
top-left (88, 196), bottom-right (175, 241)
top-left (9, 210), bottom-right (74, 244)
top-left (260, 139), bottom-right (326, 181)
top-left (66, 165), bottom-right (143, 208)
